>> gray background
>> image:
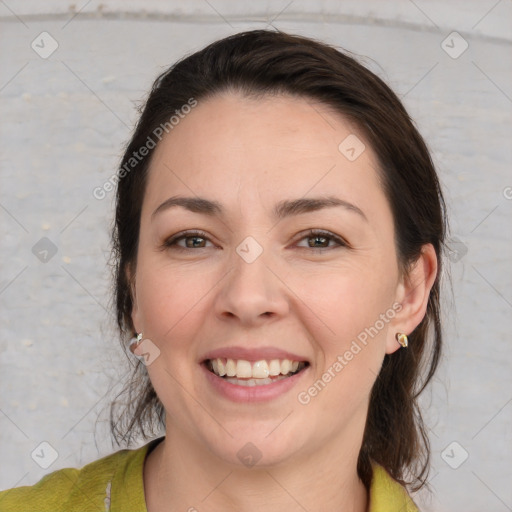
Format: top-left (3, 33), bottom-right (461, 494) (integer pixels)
top-left (1, 1), bottom-right (511, 510)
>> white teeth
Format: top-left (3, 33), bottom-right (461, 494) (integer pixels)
top-left (208, 358), bottom-right (305, 380)
top-left (225, 359), bottom-right (236, 377)
top-left (217, 359), bottom-right (226, 376)
top-left (236, 360), bottom-right (252, 378)
top-left (224, 376), bottom-right (288, 386)
top-left (269, 359), bottom-right (281, 376)
top-left (252, 360), bottom-right (269, 378)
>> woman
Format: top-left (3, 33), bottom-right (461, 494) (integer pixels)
top-left (0, 29), bottom-right (445, 511)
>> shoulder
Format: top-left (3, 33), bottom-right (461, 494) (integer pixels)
top-left (368, 463), bottom-right (419, 512)
top-left (0, 440), bottom-right (155, 512)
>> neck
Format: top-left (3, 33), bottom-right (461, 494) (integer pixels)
top-left (144, 426), bottom-right (369, 512)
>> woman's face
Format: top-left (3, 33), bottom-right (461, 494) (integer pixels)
top-left (131, 93), bottom-right (410, 466)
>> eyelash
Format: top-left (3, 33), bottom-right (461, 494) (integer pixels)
top-left (162, 229), bottom-right (348, 252)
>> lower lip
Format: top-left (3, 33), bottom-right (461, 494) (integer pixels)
top-left (201, 363), bottom-right (308, 403)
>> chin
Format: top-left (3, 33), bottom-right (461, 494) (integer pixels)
top-left (201, 426), bottom-right (307, 470)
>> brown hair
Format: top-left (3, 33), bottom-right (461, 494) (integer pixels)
top-left (109, 29), bottom-right (446, 492)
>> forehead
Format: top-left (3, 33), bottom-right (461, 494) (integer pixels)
top-left (143, 92), bottom-right (389, 224)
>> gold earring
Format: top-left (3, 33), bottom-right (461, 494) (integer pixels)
top-left (396, 333), bottom-right (408, 348)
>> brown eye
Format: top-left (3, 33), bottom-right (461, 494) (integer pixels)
top-left (307, 234), bottom-right (329, 248)
top-left (163, 230), bottom-right (213, 250)
top-left (296, 230), bottom-right (348, 251)
top-left (182, 236), bottom-right (207, 248)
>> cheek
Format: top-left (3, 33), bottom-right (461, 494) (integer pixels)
top-left (135, 263), bottom-right (212, 412)
top-left (134, 259), bottom-right (209, 340)
top-left (294, 265), bottom-right (396, 343)
top-left (293, 265), bottom-right (396, 404)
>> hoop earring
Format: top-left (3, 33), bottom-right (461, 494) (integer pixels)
top-left (129, 332), bottom-right (143, 354)
top-left (396, 332), bottom-right (408, 348)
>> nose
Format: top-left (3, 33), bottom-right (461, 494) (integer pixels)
top-left (214, 247), bottom-right (289, 326)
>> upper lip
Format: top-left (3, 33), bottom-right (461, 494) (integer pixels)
top-left (201, 346), bottom-right (309, 363)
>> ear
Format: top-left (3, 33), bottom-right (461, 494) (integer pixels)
top-left (386, 243), bottom-right (438, 354)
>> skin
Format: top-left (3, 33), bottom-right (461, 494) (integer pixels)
top-left (130, 92), bottom-right (438, 512)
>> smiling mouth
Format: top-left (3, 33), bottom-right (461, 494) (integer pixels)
top-left (205, 358), bottom-right (309, 387)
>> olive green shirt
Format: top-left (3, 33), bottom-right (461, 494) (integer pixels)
top-left (0, 438), bottom-right (419, 511)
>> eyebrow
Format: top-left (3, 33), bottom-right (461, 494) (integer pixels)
top-left (151, 195), bottom-right (367, 222)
